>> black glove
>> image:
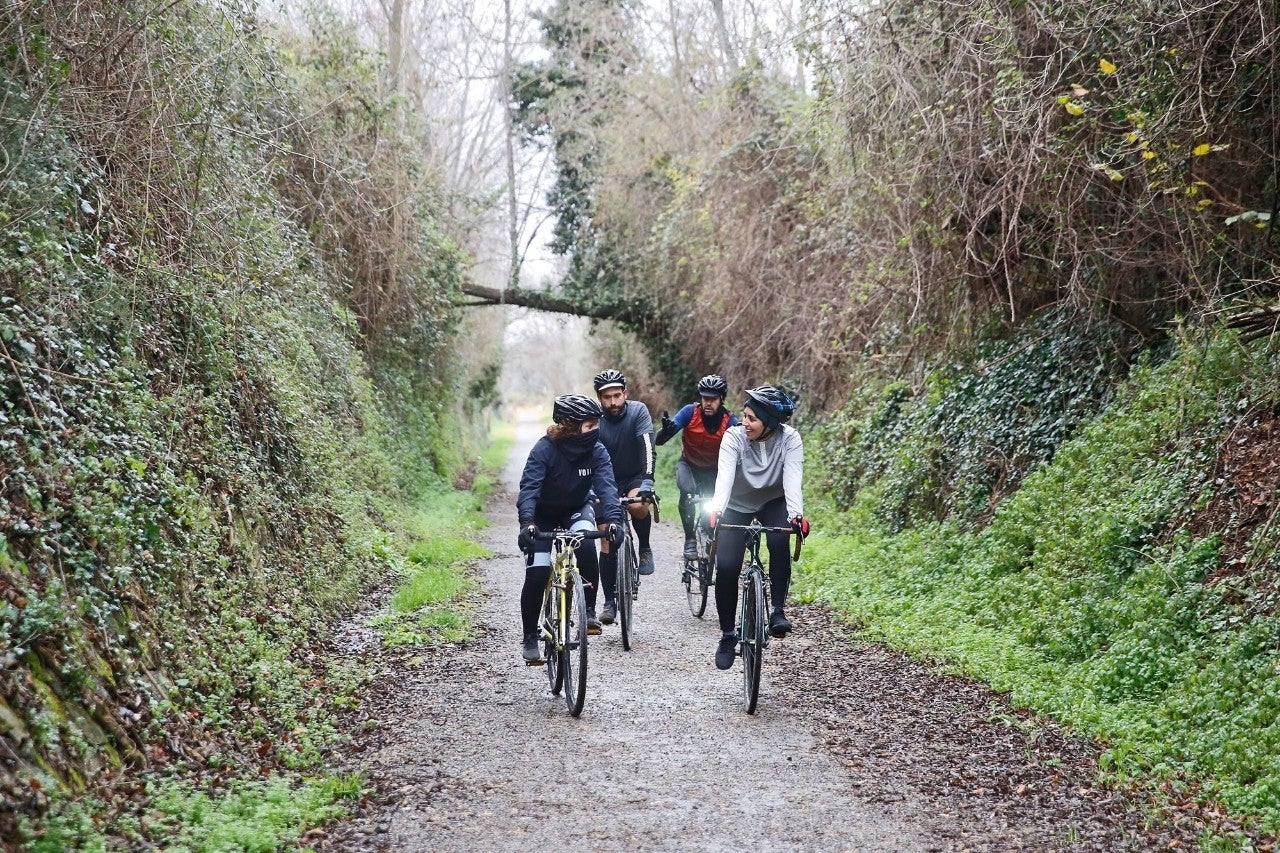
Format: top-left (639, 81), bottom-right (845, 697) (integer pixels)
top-left (607, 522), bottom-right (626, 548)
top-left (518, 523), bottom-right (539, 552)
top-left (655, 411), bottom-right (678, 445)
top-left (637, 479), bottom-right (655, 501)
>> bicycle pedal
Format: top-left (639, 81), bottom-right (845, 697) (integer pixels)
top-left (525, 658), bottom-right (546, 666)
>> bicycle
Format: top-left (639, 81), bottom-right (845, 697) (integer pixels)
top-left (710, 520), bottom-right (802, 714)
top-left (614, 494), bottom-right (659, 651)
top-left (536, 528), bottom-right (608, 716)
top-left (681, 494), bottom-right (715, 618)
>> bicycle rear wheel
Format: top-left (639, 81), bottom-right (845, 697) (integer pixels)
top-left (619, 536), bottom-right (637, 650)
top-left (741, 568), bottom-right (766, 714)
top-left (543, 582), bottom-right (563, 694)
top-left (562, 570), bottom-right (589, 716)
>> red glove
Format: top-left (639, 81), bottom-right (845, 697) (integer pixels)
top-left (706, 510), bottom-right (720, 531)
top-left (790, 516), bottom-right (810, 539)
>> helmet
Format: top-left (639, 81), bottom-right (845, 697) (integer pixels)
top-left (697, 374), bottom-right (728, 398)
top-left (743, 385), bottom-right (796, 424)
top-left (553, 394), bottom-right (604, 424)
top-left (593, 369), bottom-right (626, 392)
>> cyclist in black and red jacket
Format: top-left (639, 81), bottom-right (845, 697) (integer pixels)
top-left (655, 374), bottom-right (739, 560)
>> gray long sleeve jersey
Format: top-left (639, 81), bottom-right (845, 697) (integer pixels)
top-left (708, 424), bottom-right (804, 518)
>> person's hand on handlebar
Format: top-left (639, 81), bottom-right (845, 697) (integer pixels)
top-left (518, 523), bottom-right (539, 552)
top-left (637, 479), bottom-right (655, 500)
top-left (790, 515), bottom-right (810, 539)
top-left (607, 522), bottom-right (626, 548)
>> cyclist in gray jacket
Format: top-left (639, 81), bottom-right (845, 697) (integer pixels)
top-left (705, 386), bottom-right (810, 670)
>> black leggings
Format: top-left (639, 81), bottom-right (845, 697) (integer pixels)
top-left (520, 545), bottom-right (600, 634)
top-left (519, 503), bottom-right (601, 634)
top-left (713, 497), bottom-right (791, 634)
top-left (676, 460), bottom-right (717, 538)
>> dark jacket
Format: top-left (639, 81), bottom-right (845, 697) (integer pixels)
top-left (517, 434), bottom-right (624, 526)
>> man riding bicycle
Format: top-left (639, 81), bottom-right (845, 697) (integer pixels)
top-left (516, 394), bottom-right (625, 662)
top-left (706, 386), bottom-right (810, 670)
top-left (593, 369), bottom-right (657, 626)
top-left (655, 374), bottom-right (739, 561)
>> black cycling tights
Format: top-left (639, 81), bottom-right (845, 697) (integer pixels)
top-left (712, 497), bottom-right (791, 634)
top-left (520, 544), bottom-right (600, 634)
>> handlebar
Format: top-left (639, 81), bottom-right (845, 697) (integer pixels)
top-left (535, 529), bottom-right (610, 542)
top-left (621, 493), bottom-right (660, 523)
top-left (710, 521), bottom-right (805, 562)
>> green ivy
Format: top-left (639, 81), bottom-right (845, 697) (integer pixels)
top-left (802, 327), bottom-right (1280, 829)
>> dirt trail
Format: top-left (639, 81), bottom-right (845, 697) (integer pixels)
top-left (321, 416), bottom-right (1199, 852)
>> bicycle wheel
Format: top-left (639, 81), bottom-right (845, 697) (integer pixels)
top-left (684, 557), bottom-right (708, 618)
top-left (619, 536), bottom-right (637, 650)
top-left (741, 568), bottom-right (766, 714)
top-left (562, 570), bottom-right (589, 716)
top-left (542, 580), bottom-right (563, 694)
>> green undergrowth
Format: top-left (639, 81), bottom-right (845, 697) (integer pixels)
top-left (0, 0), bottom-right (503, 847)
top-left (800, 328), bottom-right (1280, 830)
top-left (372, 419), bottom-right (514, 647)
top-left (26, 774), bottom-right (363, 853)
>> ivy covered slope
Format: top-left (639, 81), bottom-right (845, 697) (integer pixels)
top-left (803, 315), bottom-right (1280, 830)
top-left (0, 0), bottom-right (483, 836)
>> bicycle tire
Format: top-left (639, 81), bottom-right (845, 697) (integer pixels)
top-left (619, 535), bottom-right (637, 650)
top-left (562, 570), bottom-right (589, 716)
top-left (543, 578), bottom-right (563, 695)
top-left (741, 568), bottom-right (766, 714)
top-left (684, 558), bottom-right (708, 618)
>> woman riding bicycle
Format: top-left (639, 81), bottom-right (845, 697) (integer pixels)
top-left (706, 385), bottom-right (810, 670)
top-left (516, 394), bottom-right (626, 663)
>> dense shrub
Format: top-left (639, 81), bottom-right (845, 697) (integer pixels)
top-left (0, 0), bottom-right (475, 839)
top-left (801, 329), bottom-right (1280, 828)
top-left (816, 306), bottom-right (1140, 528)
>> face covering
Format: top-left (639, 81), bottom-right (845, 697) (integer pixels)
top-left (561, 429), bottom-right (599, 452)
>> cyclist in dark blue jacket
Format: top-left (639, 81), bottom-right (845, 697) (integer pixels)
top-left (516, 394), bottom-right (625, 663)
top-left (593, 368), bottom-right (657, 626)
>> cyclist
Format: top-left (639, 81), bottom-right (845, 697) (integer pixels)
top-left (705, 385), bottom-right (810, 670)
top-left (655, 374), bottom-right (739, 560)
top-left (516, 394), bottom-right (626, 663)
top-left (593, 368), bottom-right (657, 625)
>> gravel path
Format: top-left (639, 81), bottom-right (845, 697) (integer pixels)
top-left (319, 416), bottom-right (1248, 852)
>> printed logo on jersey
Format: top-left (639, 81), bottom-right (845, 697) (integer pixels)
top-left (578, 467), bottom-right (593, 477)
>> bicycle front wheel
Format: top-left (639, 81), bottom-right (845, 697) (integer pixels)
top-left (619, 537), bottom-right (637, 650)
top-left (741, 568), bottom-right (766, 714)
top-left (562, 570), bottom-right (589, 716)
top-left (684, 558), bottom-right (708, 618)
top-left (543, 581), bottom-right (563, 695)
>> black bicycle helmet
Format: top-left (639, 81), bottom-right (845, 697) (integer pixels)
top-left (553, 393), bottom-right (604, 424)
top-left (743, 385), bottom-right (796, 424)
top-left (593, 369), bottom-right (626, 392)
top-left (697, 374), bottom-right (728, 398)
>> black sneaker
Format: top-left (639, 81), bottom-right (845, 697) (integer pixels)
top-left (522, 631), bottom-right (543, 664)
top-left (638, 549), bottom-right (655, 575)
top-left (715, 634), bottom-right (738, 670)
top-left (769, 609), bottom-right (793, 638)
top-left (682, 537), bottom-right (699, 560)
top-left (586, 609), bottom-right (603, 635)
top-left (599, 600), bottom-right (617, 625)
